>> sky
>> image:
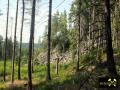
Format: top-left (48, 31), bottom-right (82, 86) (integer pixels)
top-left (0, 0), bottom-right (73, 43)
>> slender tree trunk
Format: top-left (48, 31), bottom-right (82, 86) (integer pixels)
top-left (104, 0), bottom-right (117, 76)
top-left (28, 0), bottom-right (36, 89)
top-left (92, 5), bottom-right (95, 49)
top-left (88, 8), bottom-right (91, 51)
top-left (18, 0), bottom-right (24, 80)
top-left (96, 13), bottom-right (102, 62)
top-left (72, 50), bottom-right (75, 63)
top-left (32, 35), bottom-right (34, 73)
top-left (76, 0), bottom-right (80, 72)
top-left (11, 0), bottom-right (19, 83)
top-left (115, 1), bottom-right (119, 49)
top-left (56, 57), bottom-right (59, 75)
top-left (3, 0), bottom-right (9, 81)
top-left (46, 0), bottom-right (52, 80)
top-left (10, 17), bottom-right (13, 40)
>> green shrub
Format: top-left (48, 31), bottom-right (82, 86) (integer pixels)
top-left (81, 49), bottom-right (97, 65)
top-left (63, 64), bottom-right (69, 69)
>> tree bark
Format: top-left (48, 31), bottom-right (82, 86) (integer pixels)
top-left (91, 5), bottom-right (95, 49)
top-left (46, 0), bottom-right (52, 80)
top-left (32, 35), bottom-right (34, 73)
top-left (18, 0), bottom-right (24, 80)
top-left (28, 0), bottom-right (36, 89)
top-left (3, 0), bottom-right (9, 81)
top-left (11, 0), bottom-right (19, 83)
top-left (104, 0), bottom-right (117, 76)
top-left (76, 0), bottom-right (80, 72)
top-left (56, 57), bottom-right (59, 75)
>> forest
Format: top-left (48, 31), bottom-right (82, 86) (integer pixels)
top-left (0, 0), bottom-right (120, 90)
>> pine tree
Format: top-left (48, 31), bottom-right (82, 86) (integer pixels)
top-left (104, 0), bottom-right (117, 76)
top-left (46, 0), bottom-right (52, 80)
top-left (18, 0), bottom-right (25, 80)
top-left (12, 0), bottom-right (19, 83)
top-left (3, 0), bottom-right (9, 81)
top-left (28, 0), bottom-right (36, 89)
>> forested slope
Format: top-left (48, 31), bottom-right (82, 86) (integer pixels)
top-left (0, 0), bottom-right (120, 90)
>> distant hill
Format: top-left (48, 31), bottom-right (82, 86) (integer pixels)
top-left (19, 43), bottom-right (40, 49)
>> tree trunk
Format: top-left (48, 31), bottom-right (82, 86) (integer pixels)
top-left (28, 0), bottom-right (36, 90)
top-left (76, 0), bottom-right (80, 72)
top-left (56, 57), bottom-right (59, 75)
top-left (88, 8), bottom-right (91, 51)
top-left (11, 0), bottom-right (19, 83)
top-left (72, 50), bottom-right (75, 63)
top-left (115, 1), bottom-right (119, 49)
top-left (3, 0), bottom-right (9, 81)
top-left (18, 0), bottom-right (24, 80)
top-left (92, 5), bottom-right (95, 49)
top-left (32, 35), bottom-right (34, 73)
top-left (104, 0), bottom-right (117, 76)
top-left (46, 0), bottom-right (52, 80)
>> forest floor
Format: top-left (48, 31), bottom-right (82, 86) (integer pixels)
top-left (0, 53), bottom-right (120, 90)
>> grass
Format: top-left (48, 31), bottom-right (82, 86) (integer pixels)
top-left (0, 59), bottom-right (103, 90)
top-left (0, 59), bottom-right (98, 90)
top-left (0, 49), bottom-right (120, 90)
top-left (0, 60), bottom-right (78, 89)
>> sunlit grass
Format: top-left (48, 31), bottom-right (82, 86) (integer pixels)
top-left (0, 49), bottom-right (120, 90)
top-left (0, 60), bottom-right (76, 89)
